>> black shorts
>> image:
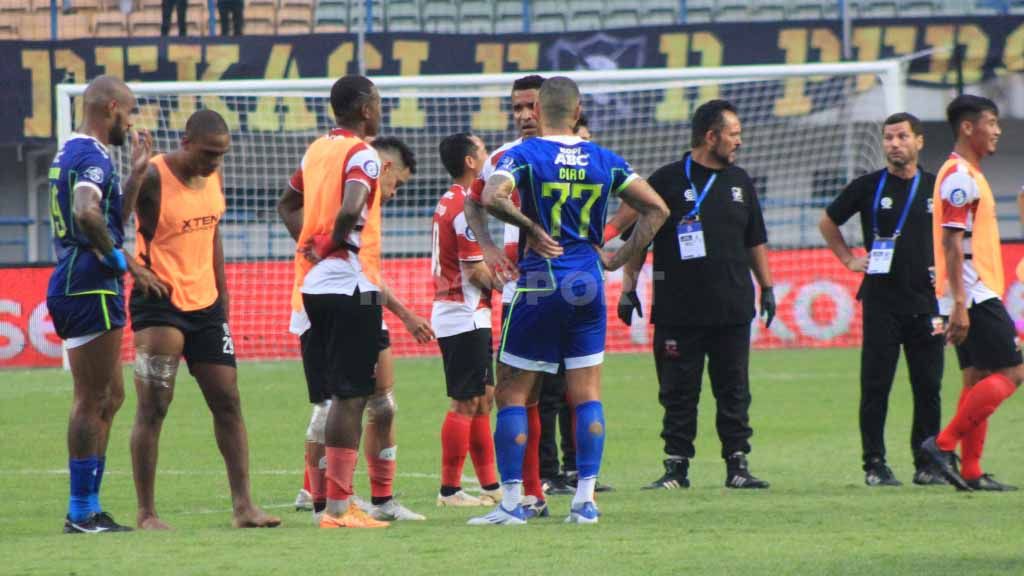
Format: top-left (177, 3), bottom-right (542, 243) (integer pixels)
top-left (955, 298), bottom-right (1023, 371)
top-left (438, 328), bottom-right (493, 400)
top-left (301, 326), bottom-right (391, 404)
top-left (129, 292), bottom-right (236, 373)
top-left (302, 290), bottom-right (383, 399)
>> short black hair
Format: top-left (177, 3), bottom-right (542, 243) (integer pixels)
top-left (573, 112), bottom-right (589, 132)
top-left (690, 99), bottom-right (738, 149)
top-left (372, 136), bottom-right (416, 174)
top-left (185, 109), bottom-right (229, 139)
top-left (946, 94), bottom-right (999, 138)
top-left (330, 75), bottom-right (375, 125)
top-left (439, 132), bottom-right (480, 179)
top-left (883, 112), bottom-right (922, 136)
top-left (512, 74), bottom-right (545, 94)
top-left (539, 76), bottom-right (580, 127)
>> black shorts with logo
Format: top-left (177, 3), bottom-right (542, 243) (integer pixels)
top-left (129, 292), bottom-right (236, 373)
top-left (955, 298), bottom-right (1023, 371)
top-left (438, 327), bottom-right (493, 400)
top-left (301, 325), bottom-right (391, 404)
top-left (301, 290), bottom-right (383, 400)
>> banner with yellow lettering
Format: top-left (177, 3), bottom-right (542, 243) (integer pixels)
top-left (1, 16), bottom-right (1021, 143)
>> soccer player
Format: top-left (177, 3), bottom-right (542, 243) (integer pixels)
top-left (128, 109), bottom-right (281, 529)
top-left (432, 133), bottom-right (501, 507)
top-left (922, 95), bottom-right (1020, 492)
top-left (469, 77), bottom-right (668, 525)
top-left (46, 75), bottom-right (160, 533)
top-left (463, 74), bottom-right (551, 516)
top-left (279, 133), bottom-right (433, 522)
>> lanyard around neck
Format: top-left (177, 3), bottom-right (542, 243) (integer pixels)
top-left (871, 170), bottom-right (920, 239)
top-left (684, 154), bottom-right (717, 220)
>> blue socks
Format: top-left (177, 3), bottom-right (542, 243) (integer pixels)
top-left (69, 457), bottom-right (97, 522)
top-left (89, 456), bottom-right (105, 514)
top-left (575, 401), bottom-right (605, 480)
top-left (494, 406), bottom-right (528, 484)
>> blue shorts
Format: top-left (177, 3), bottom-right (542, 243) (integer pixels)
top-left (499, 262), bottom-right (606, 374)
top-left (47, 292), bottom-right (126, 340)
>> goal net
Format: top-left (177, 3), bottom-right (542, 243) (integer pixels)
top-left (56, 61), bottom-right (905, 360)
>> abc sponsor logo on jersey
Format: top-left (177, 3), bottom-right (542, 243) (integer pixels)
top-left (554, 147), bottom-right (589, 167)
top-left (949, 188), bottom-right (969, 207)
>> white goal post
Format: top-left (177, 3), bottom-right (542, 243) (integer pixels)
top-left (55, 60), bottom-right (906, 360)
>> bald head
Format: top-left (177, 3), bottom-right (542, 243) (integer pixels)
top-left (82, 75), bottom-right (136, 146)
top-left (538, 77), bottom-right (581, 133)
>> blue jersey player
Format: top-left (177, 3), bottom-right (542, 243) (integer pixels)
top-left (46, 76), bottom-right (164, 533)
top-left (468, 77), bottom-right (668, 525)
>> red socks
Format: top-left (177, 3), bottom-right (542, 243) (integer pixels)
top-left (949, 385), bottom-right (987, 481)
top-left (366, 445), bottom-right (397, 501)
top-left (523, 404), bottom-right (543, 499)
top-left (324, 447), bottom-right (358, 502)
top-left (304, 442), bottom-right (326, 503)
top-left (469, 414), bottom-right (498, 488)
top-left (937, 373), bottom-right (1016, 453)
top-left (441, 412), bottom-right (472, 488)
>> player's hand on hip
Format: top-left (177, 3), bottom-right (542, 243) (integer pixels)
top-left (131, 265), bottom-right (170, 300)
top-left (402, 313), bottom-right (435, 344)
top-left (527, 223), bottom-right (563, 259)
top-left (946, 305), bottom-right (970, 345)
top-left (130, 129), bottom-right (154, 175)
top-left (482, 244), bottom-right (518, 283)
top-left (760, 286), bottom-right (776, 328)
top-left (617, 290), bottom-right (642, 326)
top-left (845, 255), bottom-right (868, 273)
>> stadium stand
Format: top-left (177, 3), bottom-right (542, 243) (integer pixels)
top-left (0, 1), bottom-right (1019, 45)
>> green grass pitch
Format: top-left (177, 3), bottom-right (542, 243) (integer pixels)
top-left (2, 348), bottom-right (1022, 575)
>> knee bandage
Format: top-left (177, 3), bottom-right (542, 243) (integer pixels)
top-left (305, 400), bottom-right (331, 444)
top-left (134, 351), bottom-right (180, 390)
top-left (366, 389), bottom-right (397, 424)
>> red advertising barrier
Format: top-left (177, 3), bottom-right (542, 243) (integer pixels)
top-left (5, 245), bottom-right (1024, 368)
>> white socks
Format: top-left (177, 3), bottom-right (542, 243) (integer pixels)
top-left (573, 477), bottom-right (596, 507)
top-left (325, 498), bottom-right (348, 517)
top-left (501, 482), bottom-right (522, 510)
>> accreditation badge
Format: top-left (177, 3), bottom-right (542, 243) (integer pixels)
top-left (677, 220), bottom-right (706, 260)
top-left (866, 238), bottom-right (895, 275)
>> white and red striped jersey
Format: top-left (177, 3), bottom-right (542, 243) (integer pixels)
top-left (431, 184), bottom-right (492, 338)
top-left (470, 138), bottom-right (523, 304)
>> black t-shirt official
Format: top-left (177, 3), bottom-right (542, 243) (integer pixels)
top-left (825, 167), bottom-right (937, 315)
top-left (648, 152), bottom-right (768, 327)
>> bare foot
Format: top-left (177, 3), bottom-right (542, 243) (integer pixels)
top-left (138, 515), bottom-right (172, 530)
top-left (232, 507), bottom-right (281, 528)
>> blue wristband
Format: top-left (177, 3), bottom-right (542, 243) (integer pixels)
top-left (102, 249), bottom-right (127, 273)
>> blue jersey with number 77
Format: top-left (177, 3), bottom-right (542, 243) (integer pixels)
top-left (493, 135), bottom-right (637, 272)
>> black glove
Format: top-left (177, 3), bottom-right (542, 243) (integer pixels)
top-left (760, 286), bottom-right (776, 328)
top-left (617, 291), bottom-right (642, 326)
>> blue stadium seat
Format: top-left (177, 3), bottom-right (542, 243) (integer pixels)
top-left (494, 0), bottom-right (524, 32)
top-left (385, 0), bottom-right (419, 31)
top-left (642, 0), bottom-right (679, 24)
top-left (315, 0), bottom-right (349, 26)
top-left (715, 0), bottom-right (750, 21)
top-left (422, 0), bottom-right (457, 32)
top-left (460, 0), bottom-right (494, 33)
top-left (898, 0), bottom-right (940, 15)
top-left (532, 0), bottom-right (565, 31)
top-left (787, 1), bottom-right (824, 20)
top-left (750, 2), bottom-right (786, 20)
top-left (568, 0), bottom-right (603, 30)
top-left (681, 0), bottom-right (712, 22)
top-left (861, 1), bottom-right (898, 17)
top-left (604, 8), bottom-right (640, 28)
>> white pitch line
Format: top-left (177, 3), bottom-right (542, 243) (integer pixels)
top-left (0, 469), bottom-right (479, 484)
